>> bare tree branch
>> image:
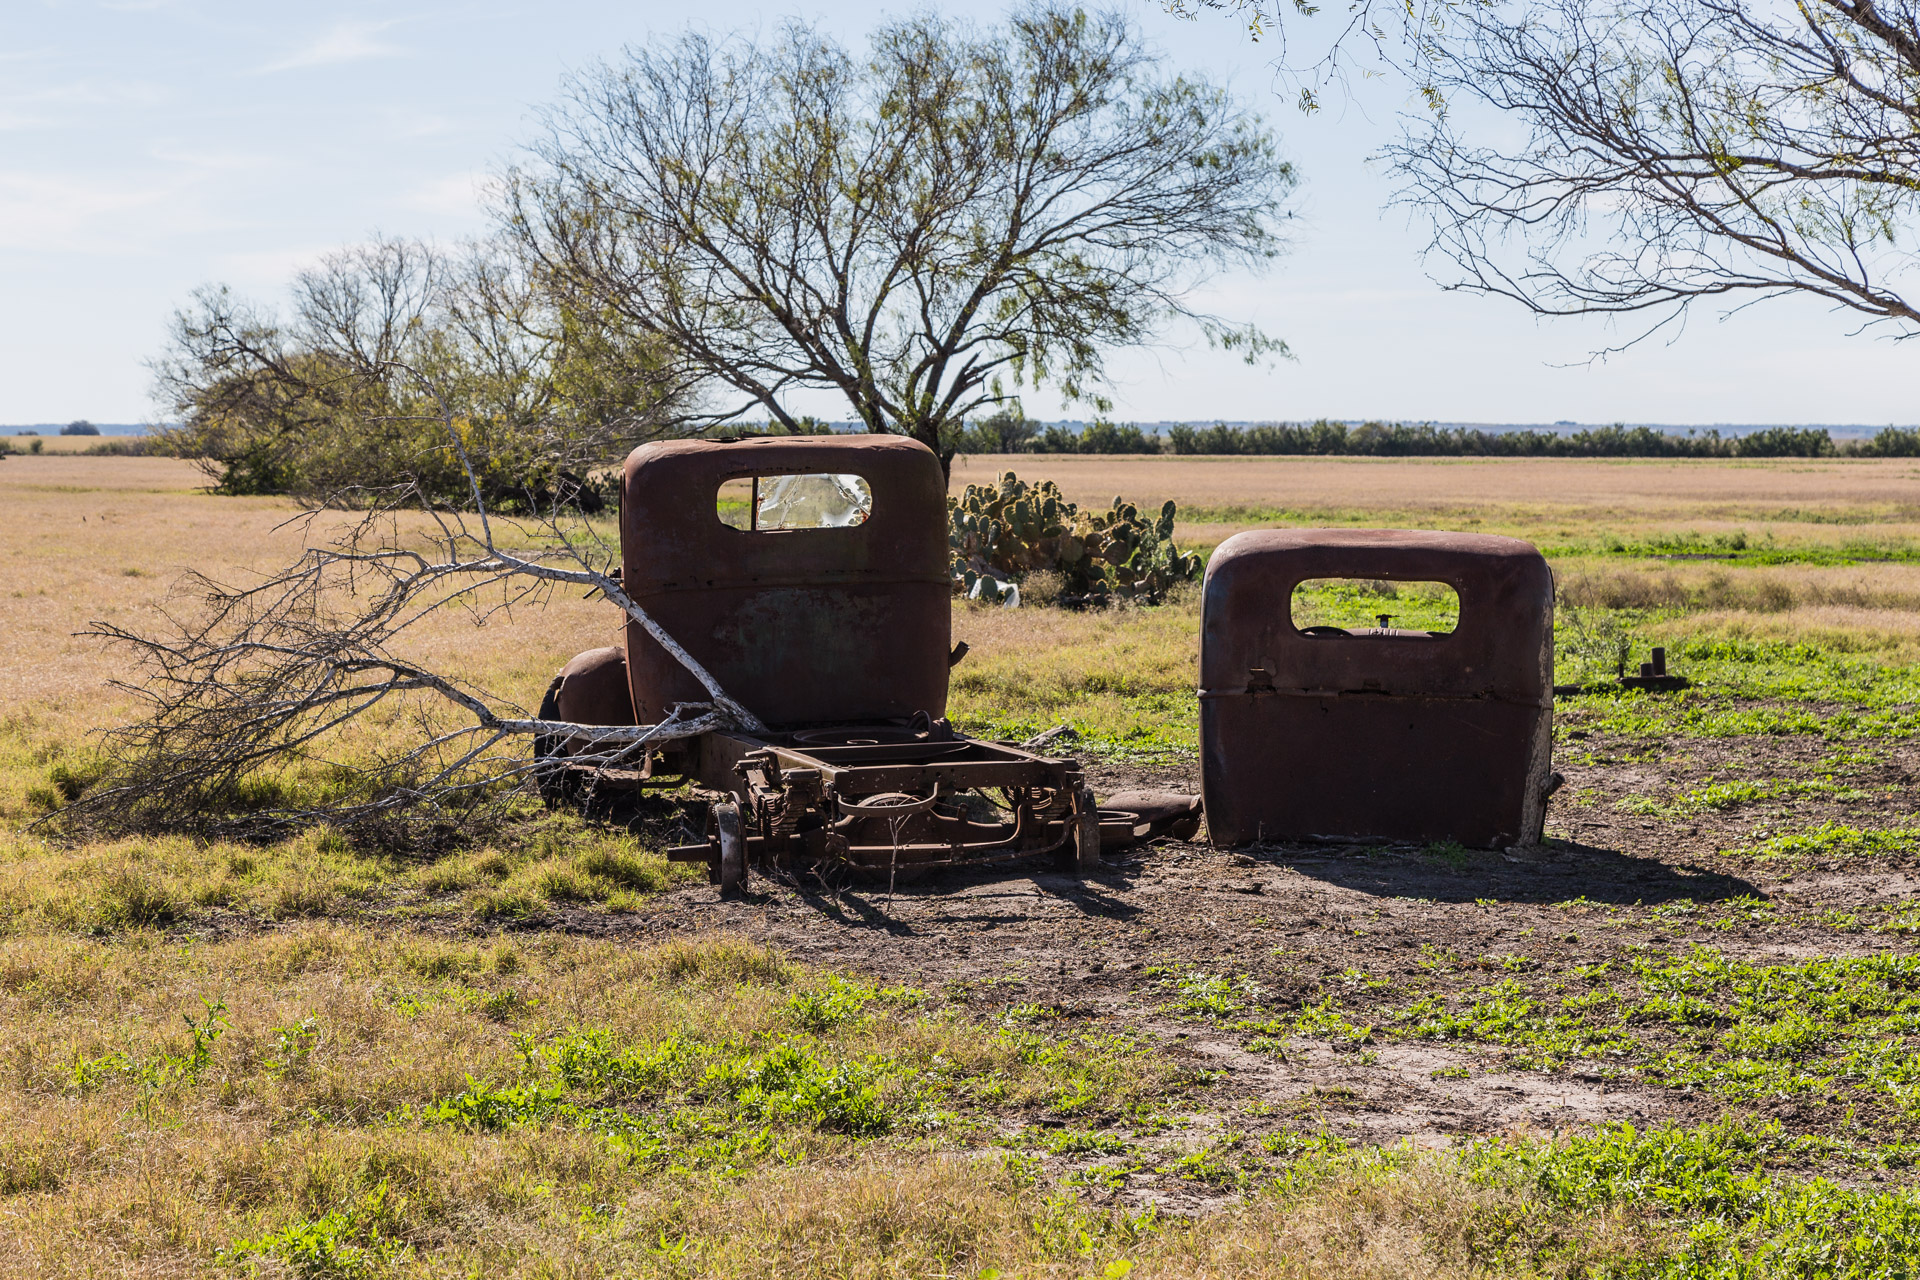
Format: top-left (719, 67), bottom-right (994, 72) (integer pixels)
top-left (1388, 0), bottom-right (1920, 349)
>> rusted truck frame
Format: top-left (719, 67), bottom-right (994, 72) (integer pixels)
top-left (666, 725), bottom-right (1099, 888)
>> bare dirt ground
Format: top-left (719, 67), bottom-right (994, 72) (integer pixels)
top-left (524, 720), bottom-right (1918, 1207)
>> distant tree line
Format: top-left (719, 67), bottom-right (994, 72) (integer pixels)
top-left (951, 412), bottom-right (1920, 458)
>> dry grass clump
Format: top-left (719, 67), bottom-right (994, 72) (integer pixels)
top-left (0, 1109), bottom-right (1668, 1276)
top-left (0, 828), bottom-right (401, 931)
top-left (1557, 561), bottom-right (1920, 613)
top-left (948, 593), bottom-right (1200, 744)
top-left (606, 1151), bottom-right (1582, 1279)
top-left (1643, 606), bottom-right (1920, 662)
top-left (0, 815), bottom-right (696, 935)
top-left (0, 929), bottom-right (1262, 1276)
top-left (1554, 562), bottom-right (1920, 660)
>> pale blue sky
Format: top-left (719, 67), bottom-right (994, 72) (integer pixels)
top-left (2, 0), bottom-right (1911, 426)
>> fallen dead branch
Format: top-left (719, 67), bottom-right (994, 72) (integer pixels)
top-left (50, 365), bottom-right (758, 842)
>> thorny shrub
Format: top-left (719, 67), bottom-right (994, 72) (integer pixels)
top-left (949, 472), bottom-right (1200, 607)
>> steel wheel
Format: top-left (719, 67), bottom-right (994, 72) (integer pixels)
top-left (715, 801), bottom-right (746, 896)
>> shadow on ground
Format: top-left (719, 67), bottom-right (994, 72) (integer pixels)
top-left (1236, 838), bottom-right (1763, 906)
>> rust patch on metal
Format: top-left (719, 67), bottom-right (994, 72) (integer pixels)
top-left (1200, 529), bottom-right (1554, 850)
top-left (664, 724), bottom-right (1097, 876)
top-left (550, 646), bottom-right (636, 727)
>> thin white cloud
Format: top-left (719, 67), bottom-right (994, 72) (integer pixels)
top-left (402, 171), bottom-right (491, 218)
top-left (0, 170), bottom-right (180, 254)
top-left (257, 21), bottom-right (403, 74)
top-left (381, 109), bottom-right (456, 139)
top-left (0, 151), bottom-right (254, 255)
top-left (30, 80), bottom-right (165, 106)
top-left (146, 141), bottom-right (278, 173)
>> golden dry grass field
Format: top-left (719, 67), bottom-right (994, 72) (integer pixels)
top-left (951, 451), bottom-right (1920, 535)
top-left (7, 450), bottom-right (1920, 1276)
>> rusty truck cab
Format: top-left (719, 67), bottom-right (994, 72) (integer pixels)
top-left (1199, 529), bottom-right (1555, 849)
top-left (620, 434), bottom-right (951, 729)
top-left (544, 434), bottom-right (1103, 892)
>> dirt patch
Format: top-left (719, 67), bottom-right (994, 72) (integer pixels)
top-left (533, 734), bottom-right (1920, 1179)
top-left (1554, 718), bottom-right (1920, 868)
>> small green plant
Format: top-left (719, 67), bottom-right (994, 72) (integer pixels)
top-left (220, 1178), bottom-right (411, 1278)
top-left (1164, 1134), bottom-right (1250, 1188)
top-left (1158, 969), bottom-right (1261, 1020)
top-left (1025, 1127), bottom-right (1134, 1156)
top-left (268, 1017), bottom-right (320, 1078)
top-left (1727, 822), bottom-right (1920, 861)
top-left (72, 997), bottom-right (229, 1094)
top-left (783, 974), bottom-right (921, 1030)
top-left (1556, 606), bottom-right (1640, 684)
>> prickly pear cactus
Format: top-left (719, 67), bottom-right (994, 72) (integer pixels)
top-left (949, 472), bottom-right (1200, 606)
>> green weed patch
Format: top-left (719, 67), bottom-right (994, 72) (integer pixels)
top-left (1557, 530), bottom-right (1920, 565)
top-left (1471, 1118), bottom-right (1920, 1277)
top-left (388, 976), bottom-right (1184, 1181)
top-left (1723, 822), bottom-right (1920, 862)
top-left (1559, 640), bottom-right (1920, 745)
top-left (1321, 947), bottom-right (1920, 1124)
top-left (1619, 778), bottom-right (1869, 818)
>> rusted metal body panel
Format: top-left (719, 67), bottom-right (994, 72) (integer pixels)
top-left (533, 646), bottom-right (642, 800)
top-left (620, 435), bottom-right (950, 729)
top-left (550, 646), bottom-right (635, 727)
top-left (1200, 529), bottom-right (1554, 849)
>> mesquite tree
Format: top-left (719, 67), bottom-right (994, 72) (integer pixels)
top-left (154, 237), bottom-right (692, 505)
top-left (506, 3), bottom-right (1296, 472)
